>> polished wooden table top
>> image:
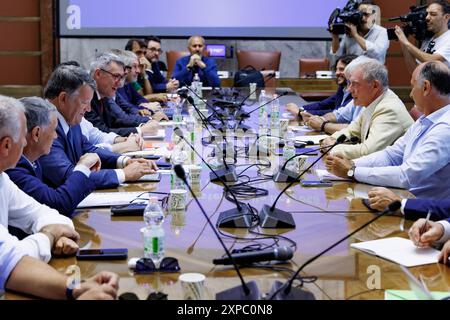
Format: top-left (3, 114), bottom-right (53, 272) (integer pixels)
top-left (6, 89), bottom-right (450, 300)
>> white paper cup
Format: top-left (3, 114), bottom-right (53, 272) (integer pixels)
top-left (169, 189), bottom-right (187, 210)
top-left (279, 118), bottom-right (290, 136)
top-left (189, 165), bottom-right (202, 184)
top-left (179, 273), bottom-right (205, 300)
top-left (296, 155), bottom-right (308, 172)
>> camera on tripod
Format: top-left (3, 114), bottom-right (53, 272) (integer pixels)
top-left (387, 5), bottom-right (431, 41)
top-left (328, 0), bottom-right (364, 35)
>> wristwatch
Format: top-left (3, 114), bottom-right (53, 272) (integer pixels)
top-left (347, 162), bottom-right (356, 179)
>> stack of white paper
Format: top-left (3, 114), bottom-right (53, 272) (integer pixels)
top-left (143, 129), bottom-right (166, 140)
top-left (316, 169), bottom-right (352, 181)
top-left (351, 237), bottom-right (440, 267)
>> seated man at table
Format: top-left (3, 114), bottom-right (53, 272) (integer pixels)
top-left (286, 54), bottom-right (357, 119)
top-left (0, 95), bottom-right (79, 263)
top-left (39, 64), bottom-right (158, 190)
top-left (145, 36), bottom-right (179, 93)
top-left (320, 56), bottom-right (413, 159)
top-left (172, 35), bottom-right (221, 87)
top-left (5, 97), bottom-right (99, 217)
top-left (84, 53), bottom-right (161, 137)
top-left (409, 217), bottom-right (450, 265)
top-left (325, 61), bottom-right (450, 200)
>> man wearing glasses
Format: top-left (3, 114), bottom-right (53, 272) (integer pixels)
top-left (145, 36), bottom-right (179, 94)
top-left (331, 1), bottom-right (389, 64)
top-left (395, 1), bottom-right (450, 73)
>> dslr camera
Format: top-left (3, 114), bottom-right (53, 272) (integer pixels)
top-left (387, 5), bottom-right (431, 41)
top-left (328, 0), bottom-right (363, 35)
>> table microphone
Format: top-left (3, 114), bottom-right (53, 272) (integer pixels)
top-left (274, 136), bottom-right (358, 183)
top-left (184, 95), bottom-right (215, 137)
top-left (259, 134), bottom-right (347, 228)
top-left (174, 164), bottom-right (260, 300)
top-left (173, 127), bottom-right (251, 228)
top-left (235, 91), bottom-right (289, 119)
top-left (213, 246), bottom-right (293, 265)
top-left (268, 201), bottom-right (402, 300)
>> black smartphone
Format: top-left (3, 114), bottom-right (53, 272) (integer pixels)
top-left (111, 203), bottom-right (146, 216)
top-left (141, 155), bottom-right (161, 160)
top-left (156, 160), bottom-right (172, 169)
top-left (301, 180), bottom-right (333, 187)
top-left (76, 248), bottom-right (128, 260)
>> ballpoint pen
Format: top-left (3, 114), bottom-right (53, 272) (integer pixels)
top-left (418, 210), bottom-right (432, 246)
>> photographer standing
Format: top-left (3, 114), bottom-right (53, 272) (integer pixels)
top-left (395, 1), bottom-right (450, 73)
top-left (331, 1), bottom-right (389, 64)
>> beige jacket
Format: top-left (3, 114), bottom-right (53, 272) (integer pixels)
top-left (331, 89), bottom-right (414, 159)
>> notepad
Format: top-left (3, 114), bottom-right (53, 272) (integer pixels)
top-left (122, 149), bottom-right (156, 157)
top-left (351, 237), bottom-right (440, 267)
top-left (316, 169), bottom-right (352, 181)
top-left (295, 134), bottom-right (328, 145)
top-left (77, 192), bottom-right (147, 208)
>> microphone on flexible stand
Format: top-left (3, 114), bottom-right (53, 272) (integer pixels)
top-left (213, 246), bottom-right (293, 265)
top-left (173, 127), bottom-right (250, 227)
top-left (181, 82), bottom-right (227, 132)
top-left (273, 136), bottom-right (359, 183)
top-left (173, 164), bottom-right (261, 300)
top-left (259, 134), bottom-right (347, 228)
top-left (268, 201), bottom-right (402, 300)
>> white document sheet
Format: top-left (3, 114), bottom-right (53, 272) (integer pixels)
top-left (351, 237), bottom-right (440, 267)
top-left (77, 192), bottom-right (147, 208)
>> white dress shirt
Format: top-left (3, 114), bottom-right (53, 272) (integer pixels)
top-left (420, 30), bottom-right (450, 67)
top-left (0, 172), bottom-right (74, 263)
top-left (80, 117), bottom-right (118, 151)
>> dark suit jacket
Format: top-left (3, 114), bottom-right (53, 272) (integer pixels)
top-left (304, 85), bottom-right (352, 116)
top-left (404, 199), bottom-right (450, 221)
top-left (6, 156), bottom-right (95, 217)
top-left (172, 55), bottom-right (220, 87)
top-left (85, 94), bottom-right (140, 136)
top-left (117, 83), bottom-right (149, 107)
top-left (39, 121), bottom-right (121, 189)
top-left (147, 62), bottom-right (167, 93)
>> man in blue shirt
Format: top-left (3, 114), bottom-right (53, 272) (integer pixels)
top-left (325, 61), bottom-right (450, 199)
top-left (172, 36), bottom-right (221, 87)
top-left (145, 36), bottom-right (179, 93)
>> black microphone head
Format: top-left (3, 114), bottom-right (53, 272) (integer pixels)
top-left (275, 246), bottom-right (294, 260)
top-left (387, 201), bottom-right (401, 212)
top-left (173, 127), bottom-right (184, 138)
top-left (119, 292), bottom-right (139, 300)
top-left (174, 164), bottom-right (186, 180)
top-left (336, 134), bottom-right (347, 144)
top-left (187, 96), bottom-right (195, 105)
top-left (349, 136), bottom-right (360, 143)
top-left (179, 92), bottom-right (188, 99)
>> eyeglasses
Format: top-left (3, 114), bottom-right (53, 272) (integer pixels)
top-left (425, 40), bottom-right (436, 54)
top-left (134, 257), bottom-right (180, 273)
top-left (100, 68), bottom-right (126, 82)
top-left (148, 47), bottom-right (163, 54)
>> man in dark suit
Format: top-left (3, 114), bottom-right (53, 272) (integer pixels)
top-left (145, 36), bottom-right (179, 93)
top-left (172, 36), bottom-right (221, 87)
top-left (6, 97), bottom-right (100, 217)
top-left (39, 65), bottom-right (157, 190)
top-left (85, 53), bottom-right (161, 137)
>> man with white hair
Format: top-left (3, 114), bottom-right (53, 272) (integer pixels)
top-left (0, 95), bottom-right (79, 262)
top-left (326, 61), bottom-right (450, 200)
top-left (320, 56), bottom-right (413, 159)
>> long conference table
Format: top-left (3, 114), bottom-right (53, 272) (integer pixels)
top-left (7, 88), bottom-right (450, 300)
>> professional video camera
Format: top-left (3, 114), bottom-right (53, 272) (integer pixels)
top-left (328, 0), bottom-right (363, 35)
top-left (387, 5), bottom-right (431, 41)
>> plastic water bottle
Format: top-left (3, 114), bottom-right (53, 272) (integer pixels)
top-left (173, 100), bottom-right (183, 123)
top-left (282, 129), bottom-right (296, 170)
top-left (143, 196), bottom-right (165, 265)
top-left (185, 110), bottom-right (196, 164)
top-left (258, 90), bottom-right (268, 127)
top-left (192, 73), bottom-right (202, 104)
top-left (270, 94), bottom-right (280, 129)
top-left (170, 146), bottom-right (187, 189)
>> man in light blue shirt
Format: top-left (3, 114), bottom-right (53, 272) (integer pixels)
top-left (333, 100), bottom-right (364, 124)
top-left (325, 61), bottom-right (450, 199)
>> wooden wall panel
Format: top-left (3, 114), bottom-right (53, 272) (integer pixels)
top-left (1, 0), bottom-right (40, 17)
top-left (0, 21), bottom-right (40, 51)
top-left (0, 56), bottom-right (41, 85)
